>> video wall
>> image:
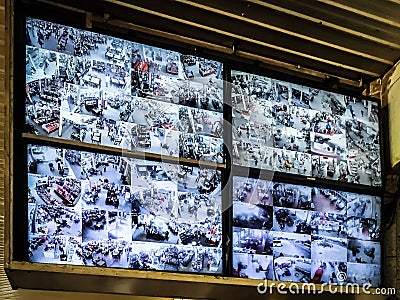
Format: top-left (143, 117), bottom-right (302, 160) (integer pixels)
top-left (232, 176), bottom-right (381, 286)
top-left (27, 144), bottom-right (222, 273)
top-left (25, 18), bottom-right (224, 163)
top-left (24, 18), bottom-right (383, 185)
top-left (231, 71), bottom-right (382, 187)
top-left (22, 17), bottom-right (383, 285)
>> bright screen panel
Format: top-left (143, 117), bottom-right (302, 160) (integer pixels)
top-left (27, 144), bottom-right (223, 274)
top-left (231, 71), bottom-right (382, 187)
top-left (22, 16), bottom-right (384, 285)
top-left (25, 18), bottom-right (224, 164)
top-left (232, 175), bottom-right (381, 286)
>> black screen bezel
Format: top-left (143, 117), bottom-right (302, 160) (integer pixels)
top-left (13, 0), bottom-right (385, 287)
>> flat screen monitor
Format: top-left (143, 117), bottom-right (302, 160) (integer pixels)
top-left (232, 175), bottom-right (381, 286)
top-left (21, 16), bottom-right (383, 287)
top-left (231, 70), bottom-right (382, 187)
top-left (27, 144), bottom-right (223, 274)
top-left (25, 18), bottom-right (224, 163)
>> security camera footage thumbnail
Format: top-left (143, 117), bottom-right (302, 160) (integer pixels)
top-left (27, 144), bottom-right (222, 274)
top-left (25, 18), bottom-right (224, 164)
top-left (231, 71), bottom-right (382, 187)
top-left (232, 176), bottom-right (381, 286)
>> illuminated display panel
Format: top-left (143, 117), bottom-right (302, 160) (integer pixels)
top-left (25, 18), bottom-right (224, 164)
top-left (27, 144), bottom-right (223, 274)
top-left (21, 17), bottom-right (383, 286)
top-left (231, 70), bottom-right (382, 187)
top-left (232, 175), bottom-right (381, 286)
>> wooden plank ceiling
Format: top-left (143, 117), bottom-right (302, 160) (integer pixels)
top-left (30, 0), bottom-right (400, 87)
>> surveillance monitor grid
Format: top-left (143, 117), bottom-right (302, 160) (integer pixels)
top-left (25, 17), bottom-right (224, 164)
top-left (231, 70), bottom-right (382, 187)
top-left (24, 17), bottom-right (382, 285)
top-left (232, 175), bottom-right (381, 286)
top-left (130, 47), bottom-right (223, 113)
top-left (27, 144), bottom-right (223, 274)
top-left (25, 19), bottom-right (383, 183)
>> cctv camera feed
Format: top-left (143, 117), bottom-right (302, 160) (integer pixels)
top-left (27, 144), bottom-right (223, 274)
top-left (232, 176), bottom-right (381, 286)
top-left (25, 18), bottom-right (224, 163)
top-left (231, 70), bottom-right (382, 187)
